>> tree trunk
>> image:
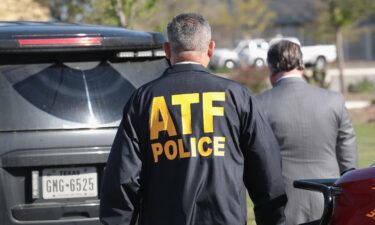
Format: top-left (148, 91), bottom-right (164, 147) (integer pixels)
top-left (335, 28), bottom-right (346, 93)
top-left (125, 1), bottom-right (134, 28)
top-left (226, 0), bottom-right (235, 15)
top-left (115, 0), bottom-right (127, 27)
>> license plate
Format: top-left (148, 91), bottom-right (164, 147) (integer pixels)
top-left (42, 167), bottom-right (97, 199)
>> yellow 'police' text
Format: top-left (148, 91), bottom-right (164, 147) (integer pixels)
top-left (149, 92), bottom-right (226, 163)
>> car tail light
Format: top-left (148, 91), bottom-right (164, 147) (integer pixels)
top-left (17, 37), bottom-right (103, 46)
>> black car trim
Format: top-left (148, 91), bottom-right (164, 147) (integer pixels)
top-left (0, 22), bottom-right (166, 53)
top-left (294, 179), bottom-right (340, 225)
top-left (1, 147), bottom-right (111, 167)
top-left (12, 201), bottom-right (99, 221)
top-left (0, 126), bottom-right (119, 133)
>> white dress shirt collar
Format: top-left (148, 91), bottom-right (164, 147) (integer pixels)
top-left (275, 74), bottom-right (303, 84)
top-left (175, 61), bottom-right (201, 65)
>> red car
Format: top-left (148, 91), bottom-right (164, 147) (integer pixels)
top-left (294, 166), bottom-right (375, 225)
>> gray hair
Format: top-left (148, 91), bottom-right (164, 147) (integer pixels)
top-left (166, 13), bottom-right (211, 54)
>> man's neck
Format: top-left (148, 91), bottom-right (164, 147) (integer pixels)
top-left (271, 69), bottom-right (303, 86)
top-left (171, 51), bottom-right (209, 67)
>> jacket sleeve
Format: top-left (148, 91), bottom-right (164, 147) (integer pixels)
top-left (240, 93), bottom-right (287, 225)
top-left (100, 95), bottom-right (142, 225)
top-left (336, 96), bottom-right (358, 172)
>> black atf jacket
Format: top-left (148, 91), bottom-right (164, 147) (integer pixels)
top-left (100, 63), bottom-right (287, 225)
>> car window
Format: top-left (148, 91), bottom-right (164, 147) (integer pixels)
top-left (238, 46), bottom-right (249, 55)
top-left (0, 57), bottom-right (169, 131)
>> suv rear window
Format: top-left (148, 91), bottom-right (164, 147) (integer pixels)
top-left (0, 55), bottom-right (168, 131)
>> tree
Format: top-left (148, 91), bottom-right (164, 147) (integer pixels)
top-left (0, 0), bottom-right (49, 21)
top-left (103, 0), bottom-right (159, 28)
top-left (49, 0), bottom-right (93, 22)
top-left (314, 0), bottom-right (375, 93)
top-left (48, 0), bottom-right (275, 47)
top-left (148, 0), bottom-right (218, 31)
top-left (208, 0), bottom-right (275, 46)
top-left (50, 0), bottom-right (159, 29)
top-left (138, 0), bottom-right (275, 46)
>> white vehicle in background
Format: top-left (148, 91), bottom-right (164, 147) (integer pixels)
top-left (209, 39), bottom-right (269, 69)
top-left (237, 39), bottom-right (269, 67)
top-left (269, 36), bottom-right (337, 70)
top-left (209, 48), bottom-right (239, 69)
top-left (210, 37), bottom-right (337, 70)
top-left (302, 45), bottom-right (337, 70)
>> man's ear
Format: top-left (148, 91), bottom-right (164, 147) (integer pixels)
top-left (163, 42), bottom-right (171, 59)
top-left (207, 40), bottom-right (215, 58)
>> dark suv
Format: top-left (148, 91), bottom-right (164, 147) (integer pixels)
top-left (0, 22), bottom-right (169, 225)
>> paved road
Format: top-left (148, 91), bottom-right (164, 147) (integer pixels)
top-left (346, 101), bottom-right (372, 109)
top-left (326, 67), bottom-right (375, 92)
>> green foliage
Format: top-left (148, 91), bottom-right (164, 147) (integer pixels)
top-left (303, 69), bottom-right (330, 89)
top-left (310, 0), bottom-right (375, 42)
top-left (49, 0), bottom-right (160, 28)
top-left (229, 66), bottom-right (270, 94)
top-left (209, 67), bottom-right (233, 74)
top-left (106, 0), bottom-right (160, 28)
top-left (209, 0), bottom-right (275, 43)
top-left (327, 0), bottom-right (375, 28)
top-left (247, 196), bottom-right (256, 224)
top-left (84, 0), bottom-right (119, 26)
top-left (354, 123), bottom-right (375, 168)
top-left (139, 0), bottom-right (204, 32)
top-left (92, 0), bottom-right (212, 31)
top-left (348, 79), bottom-right (374, 93)
top-left (49, 0), bottom-right (93, 22)
top-left (309, 0), bottom-right (375, 93)
top-left (48, 0), bottom-right (276, 42)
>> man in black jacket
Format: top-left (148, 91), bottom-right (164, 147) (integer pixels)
top-left (100, 13), bottom-right (287, 225)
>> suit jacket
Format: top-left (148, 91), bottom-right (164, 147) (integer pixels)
top-left (100, 63), bottom-right (287, 225)
top-left (256, 77), bottom-right (357, 225)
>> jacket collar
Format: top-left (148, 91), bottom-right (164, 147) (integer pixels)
top-left (274, 76), bottom-right (306, 87)
top-left (164, 63), bottom-right (210, 75)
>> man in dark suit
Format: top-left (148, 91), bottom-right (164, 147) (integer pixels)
top-left (100, 13), bottom-right (287, 225)
top-left (256, 40), bottom-right (358, 225)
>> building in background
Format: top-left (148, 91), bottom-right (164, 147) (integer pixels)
top-left (266, 0), bottom-right (375, 61)
top-left (0, 0), bottom-right (373, 61)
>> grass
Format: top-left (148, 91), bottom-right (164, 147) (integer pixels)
top-left (355, 123), bottom-right (375, 168)
top-left (247, 198), bottom-right (256, 225)
top-left (246, 123), bottom-right (375, 224)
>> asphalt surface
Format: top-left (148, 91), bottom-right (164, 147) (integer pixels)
top-left (324, 67), bottom-right (375, 109)
top-left (326, 67), bottom-right (375, 92)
